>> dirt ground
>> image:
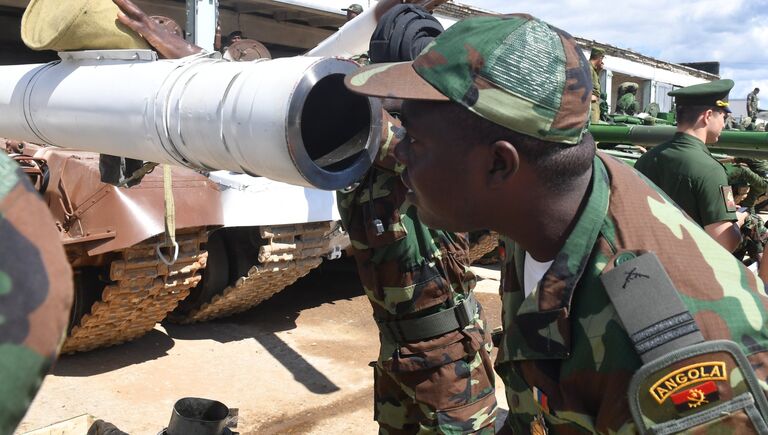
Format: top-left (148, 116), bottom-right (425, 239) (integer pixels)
top-left (16, 260), bottom-right (506, 435)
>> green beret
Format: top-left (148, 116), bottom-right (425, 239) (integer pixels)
top-left (668, 79), bottom-right (734, 113)
top-left (590, 47), bottom-right (605, 59)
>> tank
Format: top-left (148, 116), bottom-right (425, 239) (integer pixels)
top-left (0, 0), bottom-right (466, 352)
top-left (590, 124), bottom-right (768, 159)
top-left (0, 0), bottom-right (394, 352)
top-left (4, 131), bottom-right (358, 354)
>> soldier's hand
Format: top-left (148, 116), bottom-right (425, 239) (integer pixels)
top-left (737, 210), bottom-right (750, 228)
top-left (113, 0), bottom-right (203, 59)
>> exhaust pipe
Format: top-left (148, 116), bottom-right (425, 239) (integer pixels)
top-left (0, 50), bottom-right (381, 190)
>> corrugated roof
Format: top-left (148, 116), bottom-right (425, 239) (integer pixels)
top-left (434, 1), bottom-right (496, 19)
top-left (575, 37), bottom-right (720, 81)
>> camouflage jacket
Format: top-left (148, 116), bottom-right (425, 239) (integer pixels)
top-left (730, 159), bottom-right (768, 209)
top-left (748, 92), bottom-right (759, 118)
top-left (497, 153), bottom-right (768, 434)
top-left (615, 93), bottom-right (640, 116)
top-left (336, 116), bottom-right (479, 362)
top-left (0, 153), bottom-right (73, 434)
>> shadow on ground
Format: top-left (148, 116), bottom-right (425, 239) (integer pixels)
top-left (161, 257), bottom-right (365, 394)
top-left (163, 257), bottom-right (363, 342)
top-left (53, 257), bottom-right (364, 380)
top-left (53, 329), bottom-right (175, 377)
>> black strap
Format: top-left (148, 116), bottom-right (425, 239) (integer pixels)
top-left (377, 293), bottom-right (477, 343)
top-left (600, 252), bottom-right (705, 363)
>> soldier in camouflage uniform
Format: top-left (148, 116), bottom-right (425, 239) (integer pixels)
top-left (0, 152), bottom-right (73, 434)
top-left (727, 163), bottom-right (768, 265)
top-left (337, 121), bottom-right (497, 433)
top-left (615, 83), bottom-right (640, 116)
top-left (112, 1), bottom-right (497, 433)
top-left (346, 13), bottom-right (768, 433)
top-left (337, 6), bottom-right (497, 433)
top-left (748, 87), bottom-right (760, 120)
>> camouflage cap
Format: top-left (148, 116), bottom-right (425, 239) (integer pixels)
top-left (345, 14), bottom-right (592, 144)
top-left (590, 47), bottom-right (605, 59)
top-left (669, 79), bottom-right (734, 113)
top-left (342, 3), bottom-right (364, 14)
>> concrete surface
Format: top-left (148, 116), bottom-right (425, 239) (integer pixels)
top-left (16, 259), bottom-right (505, 435)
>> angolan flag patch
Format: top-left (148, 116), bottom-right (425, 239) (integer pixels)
top-left (670, 380), bottom-right (719, 412)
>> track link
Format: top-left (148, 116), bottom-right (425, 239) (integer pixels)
top-left (62, 229), bottom-right (208, 353)
top-left (178, 222), bottom-right (336, 323)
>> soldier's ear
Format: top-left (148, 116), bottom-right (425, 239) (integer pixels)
top-left (487, 140), bottom-right (518, 187)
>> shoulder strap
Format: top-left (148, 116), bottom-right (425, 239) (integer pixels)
top-left (600, 252), bottom-right (705, 364)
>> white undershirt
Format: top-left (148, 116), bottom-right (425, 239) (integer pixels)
top-left (523, 252), bottom-right (554, 298)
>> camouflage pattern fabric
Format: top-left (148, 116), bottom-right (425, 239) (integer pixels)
top-left (734, 212), bottom-right (768, 263)
top-left (615, 92), bottom-right (640, 116)
top-left (496, 152), bottom-right (768, 433)
top-left (726, 161), bottom-right (768, 210)
top-left (599, 93), bottom-right (610, 122)
top-left (337, 116), bottom-right (497, 433)
top-left (748, 91), bottom-right (759, 120)
top-left (635, 132), bottom-right (737, 227)
top-left (346, 15), bottom-right (592, 145)
top-left (0, 152), bottom-right (73, 434)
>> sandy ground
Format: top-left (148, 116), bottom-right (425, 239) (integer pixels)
top-left (16, 260), bottom-right (506, 435)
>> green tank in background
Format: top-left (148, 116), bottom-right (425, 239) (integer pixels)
top-left (590, 118), bottom-right (768, 268)
top-left (590, 124), bottom-right (768, 160)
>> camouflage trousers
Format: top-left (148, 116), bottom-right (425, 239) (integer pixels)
top-left (373, 304), bottom-right (498, 434)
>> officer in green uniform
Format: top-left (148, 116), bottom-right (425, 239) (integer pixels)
top-left (635, 79), bottom-right (750, 253)
top-left (0, 152), bottom-right (73, 434)
top-left (345, 14), bottom-right (768, 434)
top-left (589, 47), bottom-right (605, 124)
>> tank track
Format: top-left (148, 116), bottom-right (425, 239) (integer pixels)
top-left (177, 222), bottom-right (334, 323)
top-left (62, 229), bottom-right (208, 353)
top-left (468, 231), bottom-right (499, 264)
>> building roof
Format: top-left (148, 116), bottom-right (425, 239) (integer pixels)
top-left (430, 2), bottom-right (719, 82)
top-left (576, 37), bottom-right (719, 81)
top-left (434, 1), bottom-right (496, 19)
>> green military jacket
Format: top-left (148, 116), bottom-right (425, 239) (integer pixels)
top-left (634, 132), bottom-right (737, 227)
top-left (590, 64), bottom-right (601, 98)
top-left (0, 153), bottom-right (73, 434)
top-left (496, 153), bottom-right (768, 434)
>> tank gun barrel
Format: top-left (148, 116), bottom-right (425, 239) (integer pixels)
top-left (306, 4), bottom-right (379, 57)
top-left (0, 50), bottom-right (381, 190)
top-left (589, 124), bottom-right (768, 159)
